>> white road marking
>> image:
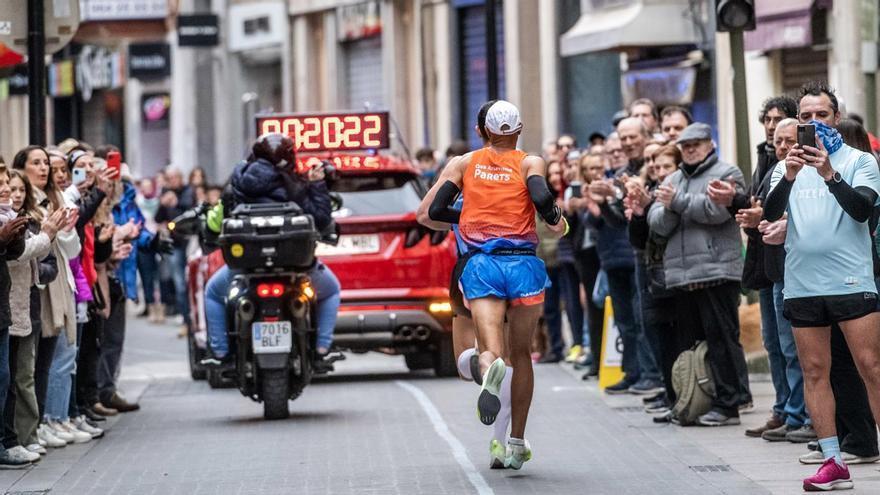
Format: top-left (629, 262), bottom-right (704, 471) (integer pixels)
top-left (395, 381), bottom-right (494, 495)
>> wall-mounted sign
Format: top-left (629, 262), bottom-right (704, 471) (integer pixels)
top-left (228, 2), bottom-right (285, 52)
top-left (79, 0), bottom-right (167, 21)
top-left (76, 45), bottom-right (125, 102)
top-left (128, 42), bottom-right (170, 79)
top-left (0, 0), bottom-right (79, 56)
top-left (178, 14), bottom-right (219, 47)
top-left (48, 59), bottom-right (75, 97)
top-left (338, 1), bottom-right (381, 42)
top-left (142, 92), bottom-right (170, 129)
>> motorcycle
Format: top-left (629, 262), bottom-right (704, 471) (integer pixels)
top-left (171, 192), bottom-right (343, 420)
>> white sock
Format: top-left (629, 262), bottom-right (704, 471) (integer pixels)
top-left (457, 348), bottom-right (477, 380)
top-left (493, 366), bottom-right (513, 445)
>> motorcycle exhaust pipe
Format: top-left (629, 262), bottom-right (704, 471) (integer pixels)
top-left (397, 325), bottom-right (414, 340)
top-left (414, 326), bottom-right (431, 341)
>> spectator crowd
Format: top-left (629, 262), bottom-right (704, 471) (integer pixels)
top-left (420, 80), bottom-right (880, 491)
top-left (0, 139), bottom-right (214, 468)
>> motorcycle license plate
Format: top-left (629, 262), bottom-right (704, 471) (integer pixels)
top-left (251, 321), bottom-right (292, 354)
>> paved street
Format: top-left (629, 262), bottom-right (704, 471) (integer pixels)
top-left (0, 314), bottom-right (877, 495)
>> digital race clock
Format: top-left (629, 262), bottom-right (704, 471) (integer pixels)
top-left (256, 112), bottom-right (390, 152)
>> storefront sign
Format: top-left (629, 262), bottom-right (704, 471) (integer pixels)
top-left (178, 14), bottom-right (219, 47)
top-left (76, 45), bottom-right (125, 102)
top-left (142, 92), bottom-right (170, 129)
top-left (128, 43), bottom-right (170, 79)
top-left (48, 59), bottom-right (75, 97)
top-left (79, 0), bottom-right (167, 21)
top-left (338, 1), bottom-right (381, 41)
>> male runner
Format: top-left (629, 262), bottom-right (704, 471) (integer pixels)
top-left (427, 100), bottom-right (567, 470)
top-left (417, 100), bottom-right (513, 469)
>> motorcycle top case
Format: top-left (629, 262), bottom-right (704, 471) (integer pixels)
top-left (219, 202), bottom-right (319, 270)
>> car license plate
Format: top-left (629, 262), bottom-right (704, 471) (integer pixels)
top-left (315, 234), bottom-right (380, 256)
top-left (252, 321), bottom-right (292, 354)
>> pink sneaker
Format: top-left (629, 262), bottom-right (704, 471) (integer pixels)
top-left (803, 458), bottom-right (853, 491)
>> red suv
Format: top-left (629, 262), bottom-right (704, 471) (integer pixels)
top-left (319, 155), bottom-right (458, 376)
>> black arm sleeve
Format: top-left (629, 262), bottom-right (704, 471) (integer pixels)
top-left (428, 181), bottom-right (462, 224)
top-left (829, 183), bottom-right (877, 223)
top-left (728, 192), bottom-right (751, 217)
top-left (526, 175), bottom-right (562, 225)
top-left (764, 177), bottom-right (794, 221)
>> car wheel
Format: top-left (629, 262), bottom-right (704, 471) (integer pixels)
top-left (188, 331), bottom-right (207, 381)
top-left (432, 332), bottom-right (458, 377)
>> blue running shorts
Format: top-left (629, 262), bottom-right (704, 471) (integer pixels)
top-left (459, 253), bottom-right (548, 306)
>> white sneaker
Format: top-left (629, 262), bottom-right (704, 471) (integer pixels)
top-left (59, 420), bottom-right (92, 444)
top-left (46, 421), bottom-right (75, 443)
top-left (8, 446), bottom-right (39, 463)
top-left (504, 438), bottom-right (532, 470)
top-left (37, 437), bottom-right (46, 447)
top-left (73, 416), bottom-right (104, 439)
top-left (37, 424), bottom-right (66, 448)
top-left (25, 443), bottom-right (46, 455)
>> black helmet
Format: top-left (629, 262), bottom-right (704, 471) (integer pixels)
top-left (252, 133), bottom-right (296, 168)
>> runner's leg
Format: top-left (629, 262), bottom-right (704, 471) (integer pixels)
top-left (506, 303), bottom-right (541, 440)
top-left (469, 298), bottom-right (507, 374)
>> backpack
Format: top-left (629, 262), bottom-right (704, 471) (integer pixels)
top-left (671, 341), bottom-right (715, 426)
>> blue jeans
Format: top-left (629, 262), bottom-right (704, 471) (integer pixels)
top-left (771, 282), bottom-right (807, 427)
top-left (543, 263), bottom-right (585, 357)
top-left (45, 333), bottom-right (77, 421)
top-left (170, 247), bottom-right (190, 325)
top-left (634, 261), bottom-right (662, 383)
top-left (605, 267), bottom-right (641, 384)
top-left (206, 262), bottom-right (341, 358)
top-left (137, 250), bottom-right (159, 305)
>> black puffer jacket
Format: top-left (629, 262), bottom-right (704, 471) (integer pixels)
top-left (738, 142), bottom-right (779, 289)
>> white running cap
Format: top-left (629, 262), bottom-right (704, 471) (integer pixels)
top-left (484, 100), bottom-right (523, 136)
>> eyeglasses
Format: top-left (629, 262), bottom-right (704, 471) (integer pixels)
top-left (558, 143), bottom-right (574, 149)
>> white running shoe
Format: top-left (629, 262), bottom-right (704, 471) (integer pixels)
top-left (37, 424), bottom-right (67, 448)
top-left (25, 443), bottom-right (46, 455)
top-left (59, 420), bottom-right (92, 444)
top-left (73, 416), bottom-right (104, 439)
top-left (489, 439), bottom-right (506, 469)
top-left (504, 438), bottom-right (532, 470)
top-left (46, 421), bottom-right (75, 443)
top-left (8, 446), bottom-right (40, 463)
top-left (477, 358), bottom-right (506, 425)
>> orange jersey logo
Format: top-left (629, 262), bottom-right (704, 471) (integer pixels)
top-left (459, 148), bottom-right (537, 250)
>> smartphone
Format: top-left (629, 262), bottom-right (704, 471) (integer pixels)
top-left (106, 151), bottom-right (122, 180)
top-left (569, 181), bottom-right (582, 198)
top-left (797, 124), bottom-right (816, 149)
top-left (72, 167), bottom-right (87, 186)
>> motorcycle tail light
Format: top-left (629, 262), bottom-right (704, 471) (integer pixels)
top-left (256, 283), bottom-right (285, 298)
top-left (404, 227), bottom-right (425, 248)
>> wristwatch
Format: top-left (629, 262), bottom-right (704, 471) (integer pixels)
top-left (825, 170), bottom-right (842, 186)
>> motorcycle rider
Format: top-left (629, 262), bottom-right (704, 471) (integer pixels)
top-left (201, 133), bottom-right (340, 368)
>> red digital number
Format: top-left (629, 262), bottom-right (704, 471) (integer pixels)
top-left (322, 117), bottom-right (344, 150)
top-left (260, 118), bottom-right (281, 135)
top-left (363, 115), bottom-right (382, 147)
top-left (341, 116), bottom-right (362, 149)
top-left (300, 117), bottom-right (321, 150)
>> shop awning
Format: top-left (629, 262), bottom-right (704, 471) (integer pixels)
top-left (744, 0), bottom-right (815, 52)
top-left (560, 0), bottom-right (699, 57)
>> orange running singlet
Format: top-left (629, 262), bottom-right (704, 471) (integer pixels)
top-left (458, 147), bottom-right (538, 252)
